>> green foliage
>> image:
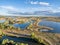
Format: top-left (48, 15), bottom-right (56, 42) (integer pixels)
top-left (0, 21), bottom-right (16, 30)
top-left (25, 44), bottom-right (28, 45)
top-left (15, 43), bottom-right (19, 45)
top-left (20, 43), bottom-right (25, 45)
top-left (9, 20), bottom-right (14, 24)
top-left (4, 21), bottom-right (9, 25)
top-left (27, 23), bottom-right (34, 31)
top-left (0, 30), bottom-right (3, 35)
top-left (30, 32), bottom-right (46, 45)
top-left (1, 39), bottom-right (29, 45)
top-left (20, 21), bottom-right (25, 24)
top-left (2, 39), bottom-right (15, 45)
top-left (2, 39), bottom-right (9, 44)
top-left (0, 30), bottom-right (4, 37)
top-left (31, 32), bottom-right (35, 38)
top-left (10, 40), bottom-right (14, 43)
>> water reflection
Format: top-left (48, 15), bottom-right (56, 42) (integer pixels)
top-left (39, 21), bottom-right (60, 33)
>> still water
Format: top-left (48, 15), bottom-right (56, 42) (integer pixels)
top-left (14, 22), bottom-right (30, 30)
top-left (0, 20), bottom-right (60, 33)
top-left (38, 21), bottom-right (60, 33)
top-left (1, 36), bottom-right (40, 45)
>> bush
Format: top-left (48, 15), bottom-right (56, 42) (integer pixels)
top-left (2, 39), bottom-right (29, 45)
top-left (2, 39), bottom-right (9, 44)
top-left (31, 32), bottom-right (35, 38)
top-left (20, 43), bottom-right (25, 45)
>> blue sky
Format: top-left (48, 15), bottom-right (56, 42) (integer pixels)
top-left (0, 0), bottom-right (60, 16)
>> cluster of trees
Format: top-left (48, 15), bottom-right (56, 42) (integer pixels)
top-left (0, 20), bottom-right (21, 30)
top-left (0, 30), bottom-right (4, 38)
top-left (0, 23), bottom-right (14, 30)
top-left (0, 39), bottom-right (28, 45)
top-left (27, 23), bottom-right (34, 31)
top-left (0, 20), bottom-right (12, 29)
top-left (31, 32), bottom-right (48, 45)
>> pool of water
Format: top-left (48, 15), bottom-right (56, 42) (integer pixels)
top-left (1, 36), bottom-right (40, 45)
top-left (38, 20), bottom-right (60, 33)
top-left (13, 22), bottom-right (30, 30)
top-left (0, 20), bottom-right (5, 23)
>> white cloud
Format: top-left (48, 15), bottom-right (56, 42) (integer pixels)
top-left (30, 1), bottom-right (50, 6)
top-left (0, 5), bottom-right (21, 15)
top-left (31, 1), bottom-right (38, 4)
top-left (0, 6), bottom-right (18, 11)
top-left (47, 7), bottom-right (60, 13)
top-left (39, 2), bottom-right (50, 6)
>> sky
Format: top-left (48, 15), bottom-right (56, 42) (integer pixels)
top-left (0, 0), bottom-right (60, 16)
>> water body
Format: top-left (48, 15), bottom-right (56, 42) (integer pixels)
top-left (0, 20), bottom-right (5, 23)
top-left (1, 19), bottom-right (60, 33)
top-left (0, 20), bottom-right (30, 30)
top-left (14, 22), bottom-right (30, 30)
top-left (1, 36), bottom-right (40, 45)
top-left (38, 21), bottom-right (60, 33)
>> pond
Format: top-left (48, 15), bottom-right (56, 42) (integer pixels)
top-left (0, 20), bottom-right (30, 30)
top-left (14, 22), bottom-right (30, 30)
top-left (1, 36), bottom-right (41, 45)
top-left (38, 20), bottom-right (60, 33)
top-left (0, 20), bottom-right (6, 23)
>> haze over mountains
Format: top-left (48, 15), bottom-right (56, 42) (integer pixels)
top-left (8, 11), bottom-right (60, 16)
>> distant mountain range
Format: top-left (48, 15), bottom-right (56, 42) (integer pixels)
top-left (0, 11), bottom-right (60, 17)
top-left (8, 10), bottom-right (60, 17)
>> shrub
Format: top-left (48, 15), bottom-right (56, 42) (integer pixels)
top-left (20, 43), bottom-right (25, 45)
top-left (31, 32), bottom-right (35, 38)
top-left (2, 39), bottom-right (29, 45)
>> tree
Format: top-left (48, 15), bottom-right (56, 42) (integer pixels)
top-left (20, 43), bottom-right (25, 45)
top-left (31, 32), bottom-right (35, 38)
